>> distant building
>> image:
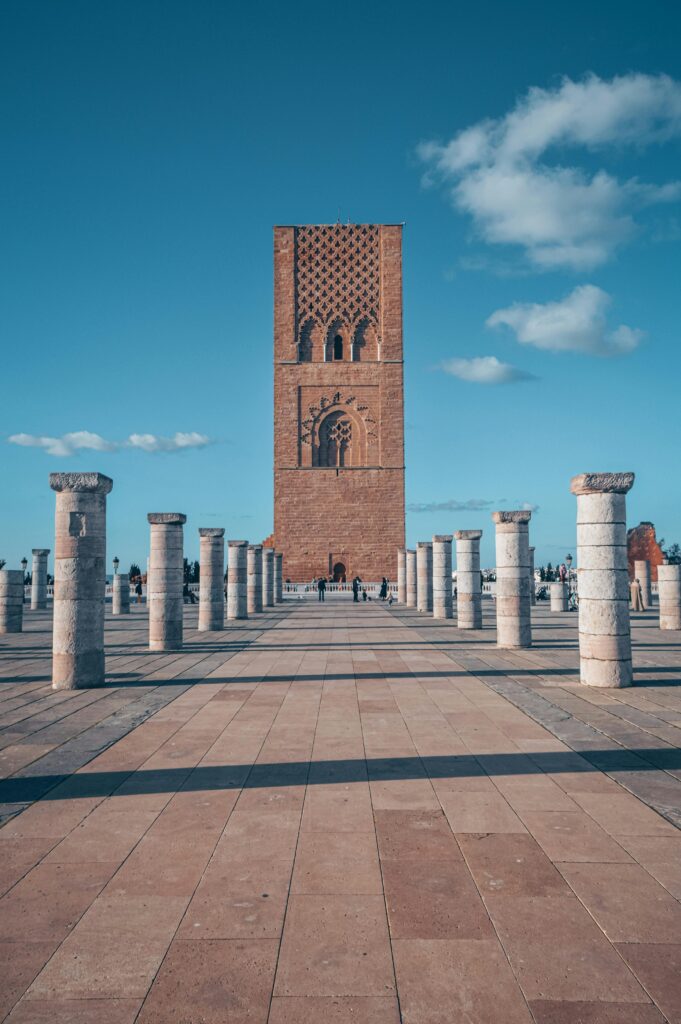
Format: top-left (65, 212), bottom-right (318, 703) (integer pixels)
top-left (627, 522), bottom-right (665, 581)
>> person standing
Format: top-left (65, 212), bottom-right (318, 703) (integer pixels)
top-left (630, 577), bottom-right (644, 611)
top-left (318, 576), bottom-right (327, 602)
top-left (379, 577), bottom-right (388, 600)
top-left (352, 576), bottom-right (360, 603)
top-left (135, 578), bottom-right (143, 605)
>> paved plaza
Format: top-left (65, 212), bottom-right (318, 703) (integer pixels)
top-left (1, 597), bottom-right (681, 1022)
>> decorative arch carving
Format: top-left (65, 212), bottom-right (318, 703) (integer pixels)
top-left (300, 390), bottom-right (378, 467)
top-left (324, 319), bottom-right (350, 362)
top-left (352, 318), bottom-right (379, 361)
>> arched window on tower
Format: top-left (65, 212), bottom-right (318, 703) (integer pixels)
top-left (317, 410), bottom-right (353, 467)
top-left (333, 335), bottom-right (343, 361)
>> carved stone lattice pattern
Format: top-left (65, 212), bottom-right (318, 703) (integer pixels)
top-left (318, 412), bottom-right (353, 468)
top-left (295, 224), bottom-right (379, 328)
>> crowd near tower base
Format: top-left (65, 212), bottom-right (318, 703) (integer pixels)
top-left (454, 530), bottom-right (482, 629)
top-left (148, 513), bottom-right (186, 652)
top-left (51, 473), bottom-right (113, 690)
top-left (571, 472), bottom-right (634, 688)
top-left (658, 563), bottom-right (681, 630)
top-left (493, 510), bottom-right (532, 649)
top-left (112, 573), bottom-right (130, 615)
top-left (198, 528), bottom-right (225, 631)
top-left (31, 548), bottom-right (50, 610)
top-left (0, 570), bottom-right (23, 634)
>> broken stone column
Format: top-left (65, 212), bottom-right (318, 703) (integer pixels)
top-left (571, 472), bottom-right (635, 688)
top-left (198, 528), bottom-right (225, 631)
top-left (529, 546), bottom-right (536, 606)
top-left (51, 473), bottom-right (113, 689)
top-left (275, 552), bottom-right (284, 603)
top-left (658, 563), bottom-right (681, 630)
top-left (417, 542), bottom-right (433, 613)
top-left (248, 545), bottom-right (263, 614)
top-left (262, 548), bottom-right (275, 608)
top-left (112, 573), bottom-right (130, 615)
top-left (455, 530), bottom-right (483, 629)
top-left (228, 540), bottom-right (248, 620)
top-left (432, 535), bottom-right (453, 619)
top-left (397, 549), bottom-right (407, 604)
top-left (0, 570), bottom-right (23, 633)
top-left (634, 559), bottom-right (652, 609)
top-left (147, 513), bottom-right (186, 652)
top-left (493, 510), bottom-right (532, 649)
top-left (406, 549), bottom-right (417, 608)
top-left (550, 582), bottom-right (568, 612)
top-left (30, 549), bottom-right (50, 610)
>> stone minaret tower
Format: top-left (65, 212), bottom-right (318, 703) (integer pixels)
top-left (273, 223), bottom-right (406, 581)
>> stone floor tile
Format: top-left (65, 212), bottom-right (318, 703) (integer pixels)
top-left (458, 833), bottom-right (570, 897)
top-left (486, 894), bottom-right (648, 1002)
top-left (571, 791), bottom-right (679, 836)
top-left (6, 997), bottom-right (143, 1023)
top-left (136, 938), bottom-right (278, 1024)
top-left (268, 995), bottom-right (402, 1022)
top-left (300, 782), bottom-right (374, 832)
top-left (439, 789), bottom-right (527, 833)
top-left (616, 943), bottom-right (681, 1024)
top-left (0, 836), bottom-right (56, 896)
top-left (558, 863), bottom-right (681, 943)
top-left (0, 941), bottom-right (57, 1020)
top-left (291, 832), bottom-right (382, 895)
top-left (382, 857), bottom-right (494, 939)
top-left (273, 894), bottom-right (395, 997)
top-left (43, 805), bottom-right (159, 864)
top-left (521, 809), bottom-right (633, 862)
top-left (528, 999), bottom-right (666, 1023)
top-left (177, 890), bottom-right (287, 940)
top-left (392, 937), bottom-right (533, 1024)
top-left (614, 835), bottom-right (681, 898)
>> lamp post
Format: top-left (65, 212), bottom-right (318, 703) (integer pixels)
top-left (21, 557), bottom-right (28, 602)
top-left (113, 556), bottom-right (120, 575)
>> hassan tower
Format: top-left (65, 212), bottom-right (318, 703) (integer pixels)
top-left (273, 223), bottom-right (406, 581)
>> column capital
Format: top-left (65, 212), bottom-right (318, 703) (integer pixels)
top-left (492, 510), bottom-right (531, 524)
top-left (455, 530), bottom-right (482, 540)
top-left (198, 528), bottom-right (225, 538)
top-left (570, 472), bottom-right (635, 496)
top-left (248, 543), bottom-right (263, 551)
top-left (32, 548), bottom-right (50, 556)
top-left (417, 541), bottom-right (433, 549)
top-left (148, 513), bottom-right (187, 525)
top-left (228, 539), bottom-right (248, 547)
top-left (50, 472), bottom-right (113, 494)
top-left (432, 534), bottom-right (453, 543)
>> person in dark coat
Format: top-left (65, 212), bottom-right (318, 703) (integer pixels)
top-left (352, 576), bottom-right (360, 602)
top-left (318, 576), bottom-right (327, 602)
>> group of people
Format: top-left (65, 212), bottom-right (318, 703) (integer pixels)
top-left (313, 575), bottom-right (393, 604)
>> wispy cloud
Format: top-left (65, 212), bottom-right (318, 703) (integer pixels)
top-left (8, 431), bottom-right (212, 457)
top-left (418, 73), bottom-right (681, 270)
top-left (487, 285), bottom-right (643, 356)
top-left (408, 498), bottom-right (539, 514)
top-left (440, 356), bottom-right (537, 384)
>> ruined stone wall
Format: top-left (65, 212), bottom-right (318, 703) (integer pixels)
top-left (627, 522), bottom-right (665, 582)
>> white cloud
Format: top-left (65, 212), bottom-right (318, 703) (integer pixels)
top-left (8, 431), bottom-right (212, 457)
top-left (407, 498), bottom-right (494, 513)
top-left (419, 73), bottom-right (681, 269)
top-left (440, 355), bottom-right (537, 384)
top-left (487, 285), bottom-right (644, 356)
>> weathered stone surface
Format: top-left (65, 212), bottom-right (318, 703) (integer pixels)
top-left (248, 544), bottom-right (263, 614)
top-left (627, 521), bottom-right (665, 583)
top-left (0, 569), bottom-right (23, 633)
top-left (275, 552), bottom-right (284, 603)
top-left (198, 528), bottom-right (224, 632)
top-left (634, 559), bottom-right (652, 609)
top-left (49, 472), bottom-right (113, 494)
top-left (550, 582), bottom-right (568, 612)
top-left (51, 475), bottom-right (111, 688)
top-left (455, 531), bottom-right (482, 630)
top-left (147, 513), bottom-right (187, 525)
top-left (112, 573), bottom-right (130, 615)
top-left (263, 547), bottom-right (275, 608)
top-left (406, 549), bottom-right (417, 608)
top-left (493, 511), bottom-right (531, 648)
top-left (397, 549), bottom-right (407, 605)
top-left (416, 542), bottom-right (433, 614)
top-left (573, 472), bottom-right (634, 688)
top-left (30, 549), bottom-right (50, 610)
top-left (432, 535), bottom-right (453, 620)
top-left (529, 546), bottom-right (536, 606)
top-left (148, 514), bottom-right (185, 651)
top-left (228, 541), bottom-right (248, 620)
top-left (454, 530), bottom-right (483, 541)
top-left (658, 563), bottom-right (681, 630)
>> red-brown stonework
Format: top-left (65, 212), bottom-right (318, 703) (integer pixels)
top-left (627, 522), bottom-right (665, 582)
top-left (273, 224), bottom-right (406, 581)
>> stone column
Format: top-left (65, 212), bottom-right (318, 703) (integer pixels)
top-left (248, 544), bottom-right (263, 614)
top-left (406, 549), bottom-right (417, 608)
top-left (228, 540), bottom-right (248, 620)
top-left (416, 542), bottom-right (433, 613)
top-left (30, 549), bottom-right (50, 610)
top-left (397, 549), bottom-right (407, 604)
top-left (455, 530), bottom-right (482, 629)
top-left (432, 535), bottom-right (453, 619)
top-left (51, 472), bottom-right (113, 689)
top-left (275, 552), bottom-right (284, 603)
top-left (493, 510), bottom-right (532, 649)
top-left (529, 546), bottom-right (536, 606)
top-left (634, 559), bottom-right (652, 609)
top-left (0, 570), bottom-right (23, 633)
top-left (147, 513), bottom-right (186, 652)
top-left (198, 528), bottom-right (225, 631)
top-left (112, 573), bottom-right (130, 615)
top-left (658, 563), bottom-right (681, 630)
top-left (550, 582), bottom-right (567, 612)
top-left (571, 472), bottom-right (635, 688)
top-left (262, 548), bottom-right (275, 608)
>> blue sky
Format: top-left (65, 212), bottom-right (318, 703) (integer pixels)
top-left (1, 0), bottom-right (680, 572)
